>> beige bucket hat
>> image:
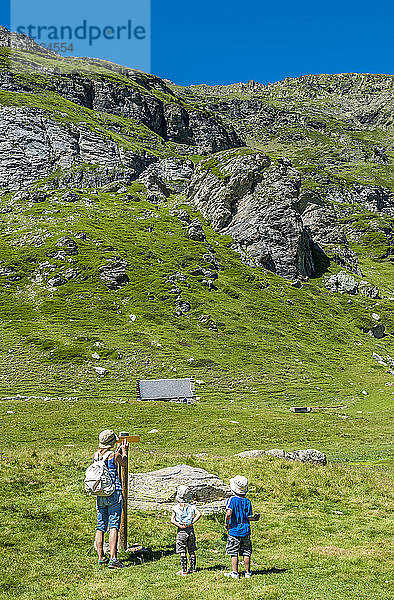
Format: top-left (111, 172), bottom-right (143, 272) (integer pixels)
top-left (230, 475), bottom-right (249, 495)
top-left (98, 429), bottom-right (119, 449)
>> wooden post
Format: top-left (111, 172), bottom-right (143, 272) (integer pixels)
top-left (118, 434), bottom-right (140, 551)
top-left (119, 453), bottom-right (128, 551)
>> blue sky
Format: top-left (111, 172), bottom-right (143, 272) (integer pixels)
top-left (1, 0), bottom-right (393, 85)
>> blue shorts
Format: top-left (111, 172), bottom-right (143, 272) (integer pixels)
top-left (96, 490), bottom-right (123, 532)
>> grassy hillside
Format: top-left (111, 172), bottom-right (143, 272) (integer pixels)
top-left (0, 187), bottom-right (393, 462)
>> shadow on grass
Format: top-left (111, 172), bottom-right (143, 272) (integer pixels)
top-left (252, 567), bottom-right (287, 575)
top-left (200, 564), bottom-right (287, 575)
top-left (121, 545), bottom-right (175, 566)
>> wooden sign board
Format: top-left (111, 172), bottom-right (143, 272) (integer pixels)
top-left (119, 435), bottom-right (140, 443)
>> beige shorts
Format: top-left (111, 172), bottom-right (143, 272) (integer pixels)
top-left (176, 527), bottom-right (197, 554)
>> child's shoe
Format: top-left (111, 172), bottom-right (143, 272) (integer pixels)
top-left (245, 571), bottom-right (252, 578)
top-left (224, 571), bottom-right (239, 579)
top-left (176, 570), bottom-right (188, 576)
top-left (108, 558), bottom-right (124, 569)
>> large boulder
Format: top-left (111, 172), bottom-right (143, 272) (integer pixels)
top-left (128, 464), bottom-right (232, 514)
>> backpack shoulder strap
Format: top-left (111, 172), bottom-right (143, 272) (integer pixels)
top-left (94, 450), bottom-right (112, 462)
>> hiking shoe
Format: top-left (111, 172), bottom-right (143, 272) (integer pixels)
top-left (98, 557), bottom-right (109, 566)
top-left (108, 559), bottom-right (124, 569)
top-left (176, 570), bottom-right (188, 576)
top-left (224, 571), bottom-right (239, 579)
top-left (245, 571), bottom-right (252, 578)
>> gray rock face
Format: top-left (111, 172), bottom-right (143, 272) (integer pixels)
top-left (235, 448), bottom-right (327, 465)
top-left (98, 261), bottom-right (129, 289)
top-left (299, 191), bottom-right (362, 275)
top-left (128, 464), bottom-right (232, 513)
top-left (188, 151), bottom-right (315, 280)
top-left (139, 158), bottom-right (194, 196)
top-left (0, 106), bottom-right (154, 190)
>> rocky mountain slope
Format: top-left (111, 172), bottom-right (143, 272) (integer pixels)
top-left (0, 28), bottom-right (392, 432)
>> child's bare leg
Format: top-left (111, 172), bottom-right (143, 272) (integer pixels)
top-left (244, 555), bottom-right (251, 572)
top-left (189, 552), bottom-right (196, 572)
top-left (231, 555), bottom-right (239, 573)
top-left (95, 529), bottom-right (104, 560)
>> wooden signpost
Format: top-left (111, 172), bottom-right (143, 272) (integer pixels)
top-left (118, 432), bottom-right (140, 551)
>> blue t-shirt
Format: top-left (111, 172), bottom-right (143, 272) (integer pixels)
top-left (226, 495), bottom-right (252, 537)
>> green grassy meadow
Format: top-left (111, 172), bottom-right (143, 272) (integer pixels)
top-left (0, 187), bottom-right (392, 599)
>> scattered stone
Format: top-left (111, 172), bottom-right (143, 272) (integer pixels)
top-left (369, 323), bottom-right (385, 339)
top-left (99, 261), bottom-right (129, 289)
top-left (372, 313), bottom-right (380, 321)
top-left (188, 219), bottom-right (206, 242)
top-left (47, 268), bottom-right (78, 287)
top-left (91, 352), bottom-right (100, 360)
top-left (372, 353), bottom-right (387, 366)
top-left (359, 281), bottom-right (379, 298)
top-left (148, 429), bottom-right (159, 433)
top-left (325, 271), bottom-right (358, 294)
top-left (291, 449), bottom-right (327, 465)
top-left (54, 236), bottom-right (79, 256)
top-left (62, 191), bottom-right (79, 202)
top-left (234, 450), bottom-right (266, 458)
top-left (128, 464), bottom-right (232, 513)
top-left (30, 191), bottom-right (47, 203)
top-left (361, 390), bottom-right (368, 395)
top-left (93, 366), bottom-right (107, 376)
top-left (169, 208), bottom-right (191, 224)
top-left (175, 300), bottom-right (191, 315)
top-left (129, 314), bottom-right (137, 321)
top-left (47, 274), bottom-right (67, 287)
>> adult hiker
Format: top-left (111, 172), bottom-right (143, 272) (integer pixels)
top-left (93, 429), bottom-right (129, 568)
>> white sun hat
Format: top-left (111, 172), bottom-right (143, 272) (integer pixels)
top-left (230, 475), bottom-right (249, 495)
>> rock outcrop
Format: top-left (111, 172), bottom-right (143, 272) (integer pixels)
top-left (128, 464), bottom-right (232, 513)
top-left (0, 107), bottom-right (155, 190)
top-left (188, 151), bottom-right (315, 280)
top-left (234, 448), bottom-right (327, 465)
top-left (98, 261), bottom-right (129, 289)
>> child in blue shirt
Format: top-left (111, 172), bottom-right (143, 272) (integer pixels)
top-left (224, 475), bottom-right (260, 579)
